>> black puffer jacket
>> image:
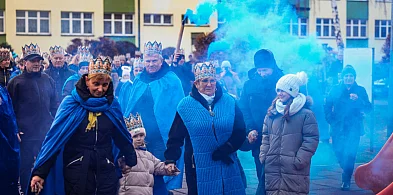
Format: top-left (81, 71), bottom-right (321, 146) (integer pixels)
top-left (239, 68), bottom-right (283, 156)
top-left (44, 63), bottom-right (76, 105)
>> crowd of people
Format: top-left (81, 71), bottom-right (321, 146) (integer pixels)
top-left (0, 40), bottom-right (371, 195)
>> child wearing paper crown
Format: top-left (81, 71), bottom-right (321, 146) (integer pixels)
top-left (118, 113), bottom-right (180, 195)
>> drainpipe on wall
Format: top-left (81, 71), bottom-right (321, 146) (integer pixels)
top-left (138, 0), bottom-right (141, 49)
top-left (387, 1), bottom-right (393, 137)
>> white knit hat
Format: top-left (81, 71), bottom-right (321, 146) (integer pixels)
top-left (121, 66), bottom-right (131, 77)
top-left (276, 71), bottom-right (308, 97)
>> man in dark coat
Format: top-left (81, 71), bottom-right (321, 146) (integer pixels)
top-left (239, 49), bottom-right (283, 192)
top-left (324, 65), bottom-right (372, 191)
top-left (0, 48), bottom-right (12, 87)
top-left (171, 51), bottom-right (195, 96)
top-left (7, 43), bottom-right (57, 192)
top-left (0, 85), bottom-right (20, 195)
top-left (44, 46), bottom-right (76, 105)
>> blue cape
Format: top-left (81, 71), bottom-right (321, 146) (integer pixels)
top-left (121, 71), bottom-right (185, 190)
top-left (61, 73), bottom-right (80, 95)
top-left (27, 89), bottom-right (132, 195)
top-left (0, 86), bottom-right (20, 192)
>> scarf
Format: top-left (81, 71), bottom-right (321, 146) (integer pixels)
top-left (276, 93), bottom-right (306, 116)
top-left (199, 92), bottom-right (215, 105)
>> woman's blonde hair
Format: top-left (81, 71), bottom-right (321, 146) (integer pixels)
top-left (87, 73), bottom-right (112, 81)
top-left (267, 96), bottom-right (294, 121)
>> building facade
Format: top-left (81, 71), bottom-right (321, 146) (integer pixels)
top-left (1, 0), bottom-right (217, 57)
top-left (1, 0), bottom-right (392, 61)
top-left (291, 0), bottom-right (392, 61)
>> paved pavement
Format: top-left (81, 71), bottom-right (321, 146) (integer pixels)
top-left (171, 147), bottom-right (377, 195)
top-left (172, 164), bottom-right (374, 195)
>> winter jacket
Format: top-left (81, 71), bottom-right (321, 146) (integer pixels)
top-left (119, 146), bottom-right (175, 195)
top-left (239, 68), bottom-right (283, 156)
top-left (6, 71), bottom-right (57, 141)
top-left (0, 67), bottom-right (11, 87)
top-left (260, 98), bottom-right (319, 195)
top-left (170, 62), bottom-right (195, 96)
top-left (324, 82), bottom-right (371, 136)
top-left (44, 63), bottom-right (76, 105)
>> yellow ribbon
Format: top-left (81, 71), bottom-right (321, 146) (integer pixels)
top-left (86, 112), bottom-right (102, 132)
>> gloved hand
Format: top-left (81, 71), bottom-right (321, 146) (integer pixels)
top-left (212, 143), bottom-right (234, 165)
top-left (125, 151), bottom-right (137, 167)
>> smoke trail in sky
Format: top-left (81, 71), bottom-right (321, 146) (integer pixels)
top-left (186, 0), bottom-right (324, 74)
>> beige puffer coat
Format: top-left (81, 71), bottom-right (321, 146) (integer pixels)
top-left (118, 147), bottom-right (172, 195)
top-left (259, 101), bottom-right (319, 195)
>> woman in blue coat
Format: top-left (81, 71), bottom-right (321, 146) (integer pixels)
top-left (165, 62), bottom-right (246, 195)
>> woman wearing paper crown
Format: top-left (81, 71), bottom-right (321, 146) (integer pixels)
top-left (62, 46), bottom-right (93, 98)
top-left (118, 113), bottom-right (180, 195)
top-left (28, 56), bottom-right (137, 195)
top-left (165, 61), bottom-right (247, 195)
top-left (120, 41), bottom-right (185, 194)
top-left (259, 72), bottom-right (319, 195)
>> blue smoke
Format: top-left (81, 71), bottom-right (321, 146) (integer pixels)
top-left (186, 0), bottom-right (324, 74)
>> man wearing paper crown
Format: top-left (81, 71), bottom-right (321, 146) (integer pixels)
top-left (165, 61), bottom-right (247, 195)
top-left (28, 56), bottom-right (137, 195)
top-left (120, 41), bottom-right (184, 194)
top-left (0, 47), bottom-right (12, 87)
top-left (44, 45), bottom-right (76, 105)
top-left (62, 46), bottom-right (92, 98)
top-left (6, 43), bottom-right (57, 193)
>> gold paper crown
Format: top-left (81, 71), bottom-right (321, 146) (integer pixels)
top-left (88, 57), bottom-right (112, 75)
top-left (113, 55), bottom-right (120, 61)
top-left (49, 45), bottom-right (65, 56)
top-left (144, 41), bottom-right (162, 56)
top-left (194, 62), bottom-right (216, 80)
top-left (0, 48), bottom-right (10, 62)
top-left (22, 43), bottom-right (41, 58)
top-left (133, 58), bottom-right (144, 68)
top-left (124, 113), bottom-right (144, 131)
top-left (78, 46), bottom-right (93, 63)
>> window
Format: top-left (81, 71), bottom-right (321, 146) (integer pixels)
top-left (288, 18), bottom-right (308, 37)
top-left (0, 11), bottom-right (4, 34)
top-left (316, 18), bottom-right (335, 38)
top-left (104, 13), bottom-right (133, 36)
top-left (16, 11), bottom-right (50, 35)
top-left (346, 19), bottom-right (367, 38)
top-left (375, 20), bottom-right (391, 39)
top-left (61, 12), bottom-right (93, 35)
top-left (144, 14), bottom-right (173, 25)
top-left (181, 14), bottom-right (209, 26)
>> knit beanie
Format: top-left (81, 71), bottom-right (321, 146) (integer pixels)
top-left (276, 71), bottom-right (308, 97)
top-left (221, 60), bottom-right (231, 69)
top-left (254, 49), bottom-right (277, 69)
top-left (341, 65), bottom-right (356, 78)
top-left (121, 66), bottom-right (131, 78)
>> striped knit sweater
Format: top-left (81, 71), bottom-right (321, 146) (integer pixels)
top-left (177, 94), bottom-right (245, 195)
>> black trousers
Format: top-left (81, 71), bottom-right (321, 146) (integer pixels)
top-left (63, 155), bottom-right (118, 195)
top-left (332, 133), bottom-right (360, 183)
top-left (20, 140), bottom-right (42, 194)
